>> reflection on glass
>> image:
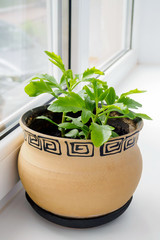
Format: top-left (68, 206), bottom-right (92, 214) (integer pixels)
top-left (0, 0), bottom-right (48, 127)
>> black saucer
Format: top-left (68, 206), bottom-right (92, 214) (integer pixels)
top-left (25, 192), bottom-right (132, 228)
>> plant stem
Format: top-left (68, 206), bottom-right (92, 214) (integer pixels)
top-left (104, 111), bottom-right (110, 125)
top-left (61, 112), bottom-right (66, 137)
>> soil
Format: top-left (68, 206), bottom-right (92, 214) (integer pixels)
top-left (27, 109), bottom-right (137, 139)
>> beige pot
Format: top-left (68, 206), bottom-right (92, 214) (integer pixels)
top-left (18, 106), bottom-right (143, 225)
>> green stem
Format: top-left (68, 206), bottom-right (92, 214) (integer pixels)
top-left (104, 111), bottom-right (110, 125)
top-left (71, 81), bottom-right (81, 91)
top-left (86, 129), bottom-right (91, 140)
top-left (61, 112), bottom-right (66, 137)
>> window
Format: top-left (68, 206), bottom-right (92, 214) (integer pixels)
top-left (0, 0), bottom-right (134, 139)
top-left (0, 0), bottom-right (68, 139)
top-left (0, 0), bottom-right (49, 136)
top-left (71, 0), bottom-right (133, 73)
top-left (88, 0), bottom-right (133, 68)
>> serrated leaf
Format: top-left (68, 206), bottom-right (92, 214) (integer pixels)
top-left (25, 79), bottom-right (53, 97)
top-left (117, 96), bottom-right (142, 109)
top-left (83, 78), bottom-right (105, 85)
top-left (36, 116), bottom-right (58, 126)
top-left (120, 89), bottom-right (146, 98)
top-left (65, 129), bottom-right (79, 138)
top-left (90, 123), bottom-right (114, 147)
top-left (105, 87), bottom-right (116, 105)
top-left (34, 73), bottom-right (58, 85)
top-left (83, 67), bottom-right (104, 78)
top-left (81, 109), bottom-right (92, 124)
top-left (48, 92), bottom-right (85, 113)
top-left (49, 59), bottom-right (65, 73)
top-left (135, 113), bottom-right (152, 120)
top-left (45, 51), bottom-right (65, 72)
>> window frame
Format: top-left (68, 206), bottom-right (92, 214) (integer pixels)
top-left (0, 0), bottom-right (139, 204)
top-left (0, 0), bottom-right (70, 201)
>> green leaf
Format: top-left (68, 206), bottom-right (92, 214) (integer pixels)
top-left (66, 116), bottom-right (83, 128)
top-left (117, 96), bottom-right (142, 109)
top-left (25, 79), bottom-right (53, 97)
top-left (120, 89), bottom-right (146, 98)
top-left (79, 131), bottom-right (85, 137)
top-left (48, 92), bottom-right (85, 113)
top-left (65, 129), bottom-right (79, 138)
top-left (36, 116), bottom-right (58, 126)
top-left (60, 69), bottom-right (74, 86)
top-left (83, 85), bottom-right (94, 100)
top-left (81, 125), bottom-right (90, 138)
top-left (81, 109), bottom-right (92, 124)
top-left (60, 74), bottom-right (66, 86)
top-left (45, 51), bottom-right (65, 72)
top-left (104, 103), bottom-right (129, 114)
top-left (33, 73), bottom-right (58, 86)
top-left (135, 113), bottom-right (152, 120)
top-left (99, 89), bottom-right (109, 101)
top-left (69, 78), bottom-right (77, 89)
top-left (58, 122), bottom-right (78, 129)
top-left (84, 95), bottom-right (95, 111)
top-left (82, 78), bottom-right (105, 85)
top-left (90, 123), bottom-right (114, 147)
top-left (124, 111), bottom-right (136, 120)
top-left (83, 67), bottom-right (104, 78)
top-left (105, 87), bottom-right (116, 105)
top-left (111, 131), bottom-right (119, 138)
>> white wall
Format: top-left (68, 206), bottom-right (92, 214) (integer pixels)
top-left (138, 0), bottom-right (160, 64)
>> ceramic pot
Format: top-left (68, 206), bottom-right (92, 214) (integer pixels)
top-left (18, 105), bottom-right (143, 228)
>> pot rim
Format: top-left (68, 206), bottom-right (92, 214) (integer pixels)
top-left (20, 105), bottom-right (144, 142)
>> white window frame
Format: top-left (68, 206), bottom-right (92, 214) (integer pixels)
top-left (0, 0), bottom-right (69, 202)
top-left (0, 0), bottom-right (140, 207)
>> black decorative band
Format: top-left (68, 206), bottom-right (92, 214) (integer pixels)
top-left (24, 131), bottom-right (61, 155)
top-left (100, 131), bottom-right (139, 156)
top-left (24, 130), bottom-right (139, 157)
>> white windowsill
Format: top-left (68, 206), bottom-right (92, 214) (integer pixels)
top-left (0, 64), bottom-right (159, 239)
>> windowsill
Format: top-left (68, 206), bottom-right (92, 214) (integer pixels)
top-left (0, 64), bottom-right (159, 239)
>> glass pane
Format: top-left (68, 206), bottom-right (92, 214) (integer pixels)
top-left (89, 0), bottom-right (132, 67)
top-left (0, 0), bottom-right (48, 132)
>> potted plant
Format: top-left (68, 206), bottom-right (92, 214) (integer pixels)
top-left (18, 51), bottom-right (151, 228)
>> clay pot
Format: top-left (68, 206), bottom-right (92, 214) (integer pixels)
top-left (18, 106), bottom-right (143, 227)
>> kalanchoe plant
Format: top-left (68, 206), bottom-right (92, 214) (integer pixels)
top-left (25, 51), bottom-right (151, 147)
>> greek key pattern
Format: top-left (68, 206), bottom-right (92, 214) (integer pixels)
top-left (65, 141), bottom-right (94, 157)
top-left (100, 131), bottom-right (139, 156)
top-left (24, 131), bottom-right (61, 155)
top-left (24, 130), bottom-right (139, 157)
top-left (123, 132), bottom-right (139, 151)
top-left (100, 137), bottom-right (124, 156)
